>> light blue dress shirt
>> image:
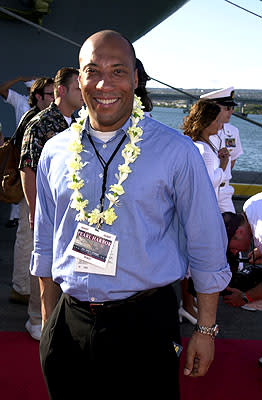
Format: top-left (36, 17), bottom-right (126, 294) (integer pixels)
top-left (31, 115), bottom-right (231, 302)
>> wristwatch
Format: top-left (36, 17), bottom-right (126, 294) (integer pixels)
top-left (241, 292), bottom-right (249, 304)
top-left (194, 324), bottom-right (219, 339)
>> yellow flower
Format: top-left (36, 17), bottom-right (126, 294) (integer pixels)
top-left (104, 208), bottom-right (118, 225)
top-left (109, 184), bottom-right (125, 196)
top-left (78, 106), bottom-right (89, 120)
top-left (105, 193), bottom-right (120, 208)
top-left (124, 143), bottom-right (141, 156)
top-left (67, 155), bottom-right (83, 171)
top-left (88, 209), bottom-right (102, 225)
top-left (128, 126), bottom-right (143, 138)
top-left (118, 164), bottom-right (131, 174)
top-left (76, 210), bottom-right (89, 221)
top-left (71, 198), bottom-right (88, 211)
top-left (68, 141), bottom-right (83, 154)
top-left (68, 179), bottom-right (84, 190)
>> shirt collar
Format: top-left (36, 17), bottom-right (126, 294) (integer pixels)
top-left (81, 116), bottom-right (132, 143)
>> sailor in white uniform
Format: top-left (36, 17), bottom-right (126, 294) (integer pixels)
top-left (200, 87), bottom-right (243, 213)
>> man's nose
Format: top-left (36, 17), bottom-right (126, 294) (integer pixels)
top-left (96, 74), bottom-right (114, 90)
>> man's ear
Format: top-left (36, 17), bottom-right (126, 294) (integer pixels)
top-left (134, 68), bottom-right (138, 90)
top-left (35, 93), bottom-right (42, 102)
top-left (78, 74), bottom-right (82, 89)
top-left (57, 85), bottom-right (67, 98)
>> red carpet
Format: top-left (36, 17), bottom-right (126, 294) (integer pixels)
top-left (0, 333), bottom-right (261, 399)
top-left (0, 332), bottom-right (48, 400)
top-left (180, 337), bottom-right (262, 400)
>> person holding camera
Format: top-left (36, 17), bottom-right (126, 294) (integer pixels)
top-left (222, 192), bottom-right (262, 367)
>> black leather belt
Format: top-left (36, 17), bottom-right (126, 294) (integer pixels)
top-left (66, 286), bottom-right (163, 315)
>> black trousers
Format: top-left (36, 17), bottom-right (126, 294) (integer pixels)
top-left (40, 285), bottom-right (181, 399)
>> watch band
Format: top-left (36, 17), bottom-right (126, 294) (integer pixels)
top-left (194, 323), bottom-right (219, 339)
top-left (241, 292), bottom-right (249, 304)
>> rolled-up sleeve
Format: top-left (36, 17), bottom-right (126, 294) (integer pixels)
top-left (30, 150), bottom-right (55, 277)
top-left (173, 141), bottom-right (232, 293)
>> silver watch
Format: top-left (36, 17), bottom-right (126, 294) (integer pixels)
top-left (194, 323), bottom-right (219, 339)
top-left (241, 292), bottom-right (249, 304)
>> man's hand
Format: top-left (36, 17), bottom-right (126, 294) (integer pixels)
top-left (184, 332), bottom-right (215, 377)
top-left (248, 248), bottom-right (262, 264)
top-left (223, 287), bottom-right (244, 307)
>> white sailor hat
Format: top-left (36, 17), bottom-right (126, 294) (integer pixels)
top-left (200, 87), bottom-right (237, 107)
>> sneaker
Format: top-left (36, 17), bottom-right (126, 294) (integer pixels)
top-left (9, 288), bottom-right (29, 305)
top-left (241, 304), bottom-right (257, 311)
top-left (25, 320), bottom-right (42, 341)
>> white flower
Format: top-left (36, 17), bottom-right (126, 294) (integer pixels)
top-left (105, 193), bottom-right (120, 208)
top-left (75, 210), bottom-right (89, 221)
top-left (67, 155), bottom-right (84, 171)
top-left (68, 140), bottom-right (83, 154)
top-left (109, 184), bottom-right (125, 196)
top-left (78, 106), bottom-right (89, 120)
top-left (68, 179), bottom-right (84, 191)
top-left (70, 123), bottom-right (83, 135)
top-left (104, 208), bottom-right (118, 225)
top-left (118, 164), bottom-right (132, 174)
top-left (88, 209), bottom-right (103, 225)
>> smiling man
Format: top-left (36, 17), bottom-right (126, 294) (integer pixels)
top-left (32, 30), bottom-right (231, 399)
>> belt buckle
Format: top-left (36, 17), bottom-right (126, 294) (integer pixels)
top-left (89, 302), bottom-right (104, 315)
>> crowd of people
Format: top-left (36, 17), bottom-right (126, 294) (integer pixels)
top-left (0, 29), bottom-right (261, 398)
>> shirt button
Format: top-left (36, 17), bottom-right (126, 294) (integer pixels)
top-left (99, 173), bottom-right (103, 179)
top-left (91, 297), bottom-right (95, 302)
top-left (102, 144), bottom-right (107, 149)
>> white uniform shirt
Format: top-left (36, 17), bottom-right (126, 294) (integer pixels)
top-left (194, 141), bottom-right (227, 199)
top-left (243, 192), bottom-right (262, 254)
top-left (5, 89), bottom-right (30, 127)
top-left (210, 123), bottom-right (243, 212)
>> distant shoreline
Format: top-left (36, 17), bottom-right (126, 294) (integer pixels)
top-left (152, 101), bottom-right (262, 115)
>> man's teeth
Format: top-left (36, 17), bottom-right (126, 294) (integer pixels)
top-left (97, 98), bottom-right (117, 104)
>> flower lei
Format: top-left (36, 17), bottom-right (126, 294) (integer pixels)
top-left (66, 94), bottom-right (144, 227)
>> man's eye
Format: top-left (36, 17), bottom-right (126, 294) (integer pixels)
top-left (85, 68), bottom-right (97, 74)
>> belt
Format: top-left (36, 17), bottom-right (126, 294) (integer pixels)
top-left (66, 286), bottom-right (164, 315)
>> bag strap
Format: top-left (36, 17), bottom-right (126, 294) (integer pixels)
top-left (10, 108), bottom-right (33, 142)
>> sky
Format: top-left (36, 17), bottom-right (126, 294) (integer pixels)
top-left (133, 0), bottom-right (262, 90)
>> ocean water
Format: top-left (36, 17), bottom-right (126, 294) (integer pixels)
top-left (151, 106), bottom-right (262, 172)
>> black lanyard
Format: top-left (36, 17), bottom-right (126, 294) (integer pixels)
top-left (87, 132), bottom-right (127, 213)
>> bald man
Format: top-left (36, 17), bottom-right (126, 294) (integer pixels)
top-left (32, 30), bottom-right (230, 399)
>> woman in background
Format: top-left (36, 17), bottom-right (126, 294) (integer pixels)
top-left (183, 100), bottom-right (230, 198)
top-left (179, 100), bottom-right (230, 324)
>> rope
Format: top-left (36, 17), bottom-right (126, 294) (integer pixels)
top-left (224, 1), bottom-right (262, 19)
top-left (0, 7), bottom-right (81, 47)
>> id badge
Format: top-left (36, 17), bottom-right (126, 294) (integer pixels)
top-left (75, 241), bottom-right (118, 276)
top-left (70, 223), bottom-right (116, 269)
